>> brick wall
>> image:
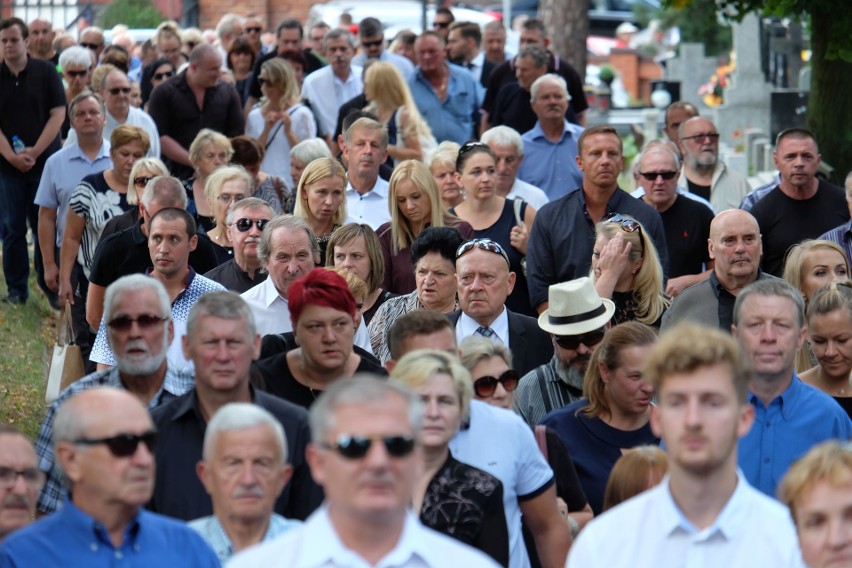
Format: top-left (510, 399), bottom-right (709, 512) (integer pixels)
top-left (197, 0), bottom-right (315, 32)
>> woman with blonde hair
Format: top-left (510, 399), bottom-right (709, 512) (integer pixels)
top-left (185, 129), bottom-right (233, 231)
top-left (377, 160), bottom-right (473, 294)
top-left (591, 214), bottom-right (669, 327)
top-left (246, 58), bottom-right (316, 184)
top-left (364, 61), bottom-right (435, 164)
top-left (602, 445), bottom-right (668, 511)
top-left (100, 157), bottom-right (170, 238)
top-left (203, 165), bottom-right (252, 264)
top-left (425, 141), bottom-right (464, 210)
top-left (293, 157), bottom-right (348, 265)
top-left (390, 349), bottom-right (509, 566)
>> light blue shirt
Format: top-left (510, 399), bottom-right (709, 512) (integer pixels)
top-left (189, 514), bottom-right (301, 564)
top-left (352, 49), bottom-right (414, 77)
top-left (408, 63), bottom-right (478, 144)
top-left (517, 120), bottom-right (584, 201)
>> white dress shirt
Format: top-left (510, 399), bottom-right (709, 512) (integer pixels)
top-left (506, 178), bottom-right (549, 211)
top-left (456, 308), bottom-right (510, 348)
top-left (345, 176), bottom-right (391, 229)
top-left (301, 65), bottom-right (363, 136)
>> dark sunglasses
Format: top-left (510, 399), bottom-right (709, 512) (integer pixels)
top-left (65, 69), bottom-right (89, 78)
top-left (75, 431), bottom-right (158, 457)
top-left (555, 327), bottom-right (607, 350)
top-left (246, 26), bottom-right (262, 33)
top-left (474, 369), bottom-right (520, 398)
top-left (133, 176), bottom-right (153, 188)
top-left (153, 71), bottom-right (174, 80)
top-left (456, 238), bottom-right (510, 267)
top-left (604, 212), bottom-right (641, 233)
top-left (257, 77), bottom-right (267, 87)
top-left (637, 170), bottom-right (677, 181)
top-left (433, 21), bottom-right (450, 28)
top-left (361, 39), bottom-right (384, 48)
top-left (107, 313), bottom-right (168, 331)
top-left (323, 434), bottom-right (416, 459)
top-left (234, 218), bottom-right (270, 232)
top-left (108, 87), bottom-right (132, 95)
top-left (80, 42), bottom-right (101, 51)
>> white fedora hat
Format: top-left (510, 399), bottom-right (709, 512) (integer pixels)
top-left (538, 277), bottom-right (615, 336)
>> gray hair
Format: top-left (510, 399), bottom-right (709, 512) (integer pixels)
top-left (141, 176), bottom-right (188, 209)
top-left (518, 43), bottom-right (548, 69)
top-left (733, 278), bottom-right (806, 329)
top-left (633, 140), bottom-right (681, 175)
top-left (424, 140), bottom-right (461, 171)
top-left (289, 138), bottom-right (333, 164)
top-left (226, 196), bottom-right (274, 226)
top-left (481, 125), bottom-right (523, 157)
top-left (128, 158), bottom-right (169, 206)
top-left (186, 291), bottom-right (256, 338)
top-left (59, 45), bottom-right (93, 69)
top-left (530, 73), bottom-right (569, 101)
top-left (459, 335), bottom-right (513, 372)
top-left (104, 274), bottom-right (171, 327)
top-left (323, 28), bottom-right (355, 51)
top-left (68, 90), bottom-right (105, 123)
top-left (203, 403), bottom-right (287, 463)
top-left (309, 375), bottom-right (423, 444)
top-left (257, 215), bottom-right (320, 269)
top-left (216, 13), bottom-right (244, 40)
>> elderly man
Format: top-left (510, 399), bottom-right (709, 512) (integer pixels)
top-left (215, 13), bottom-right (245, 61)
top-left (481, 125), bottom-right (549, 210)
top-left (635, 142), bottom-right (715, 296)
top-left (230, 377), bottom-right (499, 567)
top-left (662, 101), bottom-right (698, 145)
top-left (0, 426), bottom-right (43, 542)
top-left (514, 278), bottom-right (614, 426)
top-left (750, 128), bottom-right (848, 276)
top-left (342, 117), bottom-right (391, 229)
top-left (78, 26), bottom-right (105, 60)
top-left (567, 323), bottom-right (803, 567)
top-left (526, 125), bottom-right (668, 313)
top-left (732, 279), bottom-right (852, 496)
top-left (515, 73), bottom-right (585, 201)
top-left (149, 292), bottom-right (322, 522)
top-left (488, 44), bottom-right (550, 135)
top-left (352, 17), bottom-right (413, 76)
top-left (148, 43), bottom-right (244, 179)
top-left (34, 275), bottom-right (194, 514)
top-left (2, 389), bottom-right (219, 565)
top-left (678, 116), bottom-right (750, 211)
top-left (205, 198), bottom-right (273, 293)
top-left (242, 215), bottom-right (320, 337)
top-left (27, 18), bottom-right (56, 63)
top-left (409, 31), bottom-right (479, 144)
top-left (662, 209), bottom-right (773, 331)
top-left (301, 29), bottom-right (362, 138)
top-left (450, 238), bottom-right (551, 376)
top-left (189, 403), bottom-right (301, 562)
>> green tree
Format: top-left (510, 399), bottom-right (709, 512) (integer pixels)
top-left (100, 0), bottom-right (164, 29)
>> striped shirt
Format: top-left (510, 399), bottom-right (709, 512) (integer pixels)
top-left (514, 357), bottom-right (585, 427)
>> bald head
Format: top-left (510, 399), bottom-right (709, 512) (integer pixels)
top-left (709, 209), bottom-right (763, 288)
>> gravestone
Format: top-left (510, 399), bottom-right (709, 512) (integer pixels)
top-left (666, 43), bottom-right (716, 112)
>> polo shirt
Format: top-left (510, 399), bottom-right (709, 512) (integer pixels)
top-left (148, 388), bottom-right (323, 521)
top-left (409, 63), bottom-right (478, 144)
top-left (739, 374), bottom-right (852, 496)
top-left (301, 65), bottom-right (363, 136)
top-left (526, 188), bottom-right (668, 309)
top-left (656, 195), bottom-right (714, 278)
top-left (517, 120), bottom-right (584, 201)
top-left (203, 257), bottom-right (264, 293)
top-left (65, 106), bottom-right (160, 158)
top-left (0, 500), bottom-right (219, 567)
top-left (345, 175), bottom-right (391, 229)
top-left (189, 513), bottom-right (301, 564)
top-left (352, 49), bottom-right (414, 77)
top-left (490, 82), bottom-right (538, 134)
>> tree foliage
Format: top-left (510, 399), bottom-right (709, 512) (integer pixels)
top-left (101, 0), bottom-right (165, 29)
top-left (635, 2), bottom-right (732, 56)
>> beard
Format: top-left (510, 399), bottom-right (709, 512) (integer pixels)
top-left (555, 357), bottom-right (587, 392)
top-left (115, 331), bottom-right (170, 376)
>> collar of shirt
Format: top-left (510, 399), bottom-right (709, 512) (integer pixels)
top-left (658, 471), bottom-right (750, 543)
top-left (257, 275), bottom-right (288, 308)
top-left (59, 498), bottom-right (143, 552)
top-left (143, 267), bottom-right (197, 303)
top-left (170, 384), bottom-right (261, 424)
top-left (68, 139), bottom-right (112, 164)
top-left (529, 119), bottom-right (581, 145)
top-left (470, 51), bottom-right (485, 69)
top-left (333, 66), bottom-right (362, 87)
top-left (107, 365), bottom-right (194, 407)
top-left (747, 371), bottom-right (804, 418)
top-left (577, 183), bottom-right (624, 217)
top-left (346, 175), bottom-right (388, 198)
top-left (457, 307), bottom-right (509, 346)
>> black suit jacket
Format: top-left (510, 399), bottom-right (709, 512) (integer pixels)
top-left (481, 58), bottom-right (497, 88)
top-left (447, 309), bottom-right (552, 376)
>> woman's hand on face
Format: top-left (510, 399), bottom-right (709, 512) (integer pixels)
top-left (597, 232), bottom-right (633, 278)
top-left (510, 222), bottom-right (529, 254)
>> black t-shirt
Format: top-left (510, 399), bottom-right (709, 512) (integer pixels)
top-left (203, 258), bottom-right (264, 293)
top-left (686, 178), bottom-right (711, 202)
top-left (750, 180), bottom-right (850, 276)
top-left (659, 195), bottom-right (714, 278)
top-left (490, 82), bottom-right (540, 134)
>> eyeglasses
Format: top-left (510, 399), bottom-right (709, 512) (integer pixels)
top-left (433, 21), bottom-right (451, 28)
top-left (473, 369), bottom-right (520, 398)
top-left (74, 431), bottom-right (158, 457)
top-left (361, 39), bottom-right (384, 48)
top-left (107, 313), bottom-right (169, 331)
top-left (80, 42), bottom-right (102, 51)
top-left (65, 69), bottom-right (88, 78)
top-left (246, 27), bottom-right (262, 34)
top-left (322, 435), bottom-right (416, 459)
top-left (108, 87), bottom-right (132, 95)
top-left (456, 238), bottom-right (511, 267)
top-left (217, 194), bottom-right (245, 205)
top-left (133, 176), bottom-right (153, 188)
top-left (680, 132), bottom-right (720, 143)
top-left (234, 218), bottom-right (270, 232)
top-left (555, 327), bottom-right (607, 350)
top-left (153, 71), bottom-right (174, 80)
top-left (637, 170), bottom-right (678, 181)
top-left (0, 466), bottom-right (44, 489)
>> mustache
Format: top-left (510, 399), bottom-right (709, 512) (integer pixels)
top-left (122, 339), bottom-right (151, 356)
top-left (232, 485), bottom-right (265, 499)
top-left (3, 494), bottom-right (33, 509)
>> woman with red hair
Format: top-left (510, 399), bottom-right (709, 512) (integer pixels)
top-left (254, 268), bottom-right (387, 408)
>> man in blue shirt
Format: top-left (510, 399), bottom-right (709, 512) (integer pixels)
top-left (732, 279), bottom-right (852, 496)
top-left (0, 388), bottom-right (219, 567)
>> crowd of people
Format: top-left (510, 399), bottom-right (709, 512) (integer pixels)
top-left (1, 10), bottom-right (852, 568)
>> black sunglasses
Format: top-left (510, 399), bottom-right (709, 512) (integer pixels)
top-left (107, 313), bottom-right (168, 331)
top-left (246, 26), bottom-right (262, 33)
top-left (322, 435), bottom-right (416, 459)
top-left (637, 170), bottom-right (677, 181)
top-left (555, 327), bottom-right (607, 350)
top-left (108, 87), bottom-right (132, 95)
top-left (133, 176), bottom-right (153, 188)
top-left (456, 238), bottom-right (511, 267)
top-left (604, 213), bottom-right (641, 233)
top-left (361, 39), bottom-right (384, 48)
top-left (65, 69), bottom-right (88, 78)
top-left (234, 218), bottom-right (270, 232)
top-left (257, 77), bottom-right (267, 87)
top-left (433, 21), bottom-right (450, 28)
top-left (153, 71), bottom-right (174, 80)
top-left (75, 431), bottom-right (158, 457)
top-left (474, 369), bottom-right (520, 398)
top-left (80, 42), bottom-right (101, 51)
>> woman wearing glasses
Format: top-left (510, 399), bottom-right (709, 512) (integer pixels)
top-left (184, 129), bottom-right (233, 232)
top-left (590, 214), bottom-right (669, 327)
top-left (100, 157), bottom-right (170, 239)
top-left (390, 349), bottom-right (510, 566)
top-left (378, 160), bottom-right (473, 295)
top-left (459, 337), bottom-right (593, 545)
top-left (450, 141), bottom-right (537, 316)
top-left (293, 157), bottom-right (348, 266)
top-left (141, 58), bottom-right (176, 111)
top-left (203, 166), bottom-right (252, 265)
top-left (541, 321), bottom-right (659, 514)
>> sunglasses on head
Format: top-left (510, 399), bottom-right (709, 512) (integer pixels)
top-left (555, 327), bottom-right (607, 350)
top-left (107, 313), bottom-right (168, 331)
top-left (473, 369), bottom-right (520, 398)
top-left (456, 238), bottom-right (510, 267)
top-left (65, 69), bottom-right (88, 78)
top-left (153, 71), bottom-right (174, 80)
top-left (133, 176), bottom-right (153, 188)
top-left (322, 434), bottom-right (416, 459)
top-left (108, 87), bottom-right (132, 95)
top-left (637, 170), bottom-right (677, 181)
top-left (75, 431), bottom-right (158, 457)
top-left (234, 218), bottom-right (270, 232)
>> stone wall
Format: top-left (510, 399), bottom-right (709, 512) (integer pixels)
top-left (197, 0), bottom-right (314, 32)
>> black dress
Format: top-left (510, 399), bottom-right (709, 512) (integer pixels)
top-left (420, 452), bottom-right (510, 567)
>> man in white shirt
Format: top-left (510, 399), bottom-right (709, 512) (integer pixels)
top-left (301, 29), bottom-right (362, 137)
top-left (567, 322), bottom-right (805, 567)
top-left (229, 376), bottom-right (499, 567)
top-left (342, 117), bottom-right (391, 229)
top-left (481, 125), bottom-right (549, 210)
